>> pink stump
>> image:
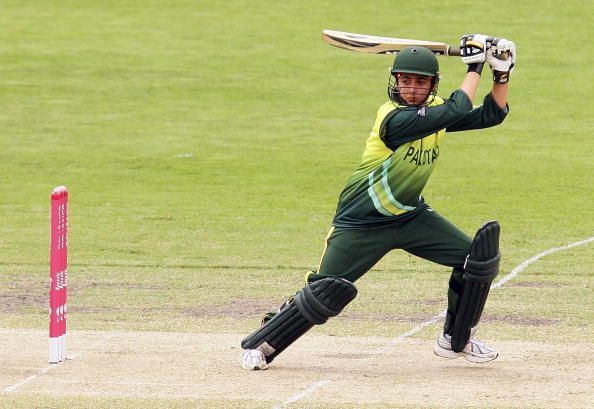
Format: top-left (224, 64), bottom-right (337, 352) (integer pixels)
top-left (49, 186), bottom-right (68, 363)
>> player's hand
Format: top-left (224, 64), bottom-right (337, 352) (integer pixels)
top-left (486, 38), bottom-right (516, 83)
top-left (460, 34), bottom-right (488, 64)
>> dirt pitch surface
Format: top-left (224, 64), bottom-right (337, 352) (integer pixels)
top-left (1, 329), bottom-right (592, 408)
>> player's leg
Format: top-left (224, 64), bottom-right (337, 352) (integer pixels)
top-left (445, 221), bottom-right (500, 357)
top-left (241, 226), bottom-right (393, 370)
top-left (309, 225), bottom-right (395, 283)
top-left (259, 225), bottom-right (394, 328)
top-left (260, 225), bottom-right (392, 326)
top-left (398, 209), bottom-right (499, 362)
top-left (241, 276), bottom-right (358, 369)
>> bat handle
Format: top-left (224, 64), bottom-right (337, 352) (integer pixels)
top-left (447, 46), bottom-right (461, 56)
top-left (447, 45), bottom-right (509, 59)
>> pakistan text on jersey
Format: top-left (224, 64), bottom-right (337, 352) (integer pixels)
top-left (403, 145), bottom-right (439, 166)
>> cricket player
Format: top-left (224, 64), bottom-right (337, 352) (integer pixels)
top-left (241, 34), bottom-right (516, 370)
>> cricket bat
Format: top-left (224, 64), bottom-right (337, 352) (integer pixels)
top-left (322, 29), bottom-right (461, 56)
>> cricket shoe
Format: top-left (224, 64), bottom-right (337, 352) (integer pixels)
top-left (433, 328), bottom-right (498, 363)
top-left (241, 349), bottom-right (269, 370)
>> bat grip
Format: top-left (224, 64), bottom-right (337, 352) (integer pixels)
top-left (447, 46), bottom-right (509, 59)
top-left (447, 46), bottom-right (461, 56)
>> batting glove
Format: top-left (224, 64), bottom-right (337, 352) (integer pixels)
top-left (460, 34), bottom-right (489, 65)
top-left (486, 38), bottom-right (516, 83)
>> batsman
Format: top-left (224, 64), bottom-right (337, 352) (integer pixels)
top-left (241, 34), bottom-right (516, 370)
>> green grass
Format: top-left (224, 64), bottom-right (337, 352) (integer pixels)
top-left (0, 0), bottom-right (593, 407)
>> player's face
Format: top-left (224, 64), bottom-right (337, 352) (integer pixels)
top-left (396, 73), bottom-right (433, 105)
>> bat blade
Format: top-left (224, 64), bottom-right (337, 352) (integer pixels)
top-left (321, 29), bottom-right (460, 56)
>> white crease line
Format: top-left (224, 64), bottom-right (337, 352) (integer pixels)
top-left (3, 332), bottom-right (119, 393)
top-left (371, 310), bottom-right (446, 355)
top-left (272, 380), bottom-right (331, 409)
top-left (492, 236), bottom-right (594, 289)
top-left (272, 236), bottom-right (594, 408)
top-left (3, 368), bottom-right (53, 393)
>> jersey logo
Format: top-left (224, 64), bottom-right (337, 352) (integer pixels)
top-left (403, 144), bottom-right (439, 166)
top-left (417, 107), bottom-right (426, 117)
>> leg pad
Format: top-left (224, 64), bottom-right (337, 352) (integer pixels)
top-left (450, 221), bottom-right (500, 352)
top-left (241, 277), bottom-right (357, 362)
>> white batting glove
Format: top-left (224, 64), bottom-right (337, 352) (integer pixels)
top-left (460, 34), bottom-right (489, 65)
top-left (486, 38), bottom-right (516, 83)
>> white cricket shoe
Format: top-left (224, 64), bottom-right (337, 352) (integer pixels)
top-left (433, 328), bottom-right (498, 363)
top-left (241, 349), bottom-right (269, 370)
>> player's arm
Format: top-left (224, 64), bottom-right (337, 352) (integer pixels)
top-left (488, 38), bottom-right (516, 108)
top-left (447, 39), bottom-right (515, 132)
top-left (458, 34), bottom-right (491, 102)
top-left (380, 91), bottom-right (471, 149)
top-left (380, 34), bottom-right (488, 149)
top-left (445, 92), bottom-right (508, 133)
top-left (459, 69), bottom-right (481, 102)
top-left (491, 82), bottom-right (508, 110)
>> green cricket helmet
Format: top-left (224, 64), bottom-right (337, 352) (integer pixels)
top-left (388, 46), bottom-right (440, 106)
top-left (391, 46), bottom-right (439, 76)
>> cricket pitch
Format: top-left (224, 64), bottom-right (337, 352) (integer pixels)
top-left (2, 329), bottom-right (592, 408)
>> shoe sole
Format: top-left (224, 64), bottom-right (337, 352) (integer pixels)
top-left (241, 363), bottom-right (269, 370)
top-left (240, 359), bottom-right (269, 370)
top-left (434, 344), bottom-right (498, 363)
top-left (464, 352), bottom-right (498, 363)
top-left (433, 344), bottom-right (462, 360)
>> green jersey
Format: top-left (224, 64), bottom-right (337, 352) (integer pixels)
top-left (332, 90), bottom-right (508, 228)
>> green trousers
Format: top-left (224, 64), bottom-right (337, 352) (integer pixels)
top-left (308, 207), bottom-right (472, 334)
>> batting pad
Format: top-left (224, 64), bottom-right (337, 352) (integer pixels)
top-left (451, 221), bottom-right (501, 352)
top-left (241, 277), bottom-right (357, 363)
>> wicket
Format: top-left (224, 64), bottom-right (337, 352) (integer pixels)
top-left (49, 186), bottom-right (68, 363)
